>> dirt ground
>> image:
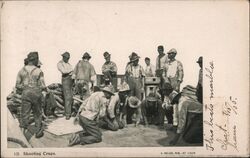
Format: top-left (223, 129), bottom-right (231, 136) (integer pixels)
top-left (26, 124), bottom-right (201, 148)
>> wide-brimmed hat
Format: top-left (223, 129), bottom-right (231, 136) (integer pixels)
top-left (62, 52), bottom-right (70, 58)
top-left (27, 52), bottom-right (39, 61)
top-left (146, 93), bottom-right (158, 102)
top-left (128, 96), bottom-right (141, 108)
top-left (102, 85), bottom-right (115, 95)
top-left (169, 90), bottom-right (181, 104)
top-left (130, 52), bottom-right (140, 62)
top-left (167, 48), bottom-right (177, 54)
top-left (103, 52), bottom-right (111, 58)
top-left (118, 82), bottom-right (130, 92)
top-left (196, 56), bottom-right (202, 63)
top-left (82, 52), bottom-right (91, 59)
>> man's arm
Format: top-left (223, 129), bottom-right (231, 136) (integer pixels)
top-left (15, 71), bottom-right (23, 93)
top-left (57, 62), bottom-right (67, 74)
top-left (39, 71), bottom-right (47, 91)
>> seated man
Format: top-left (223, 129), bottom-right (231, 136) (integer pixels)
top-left (168, 88), bottom-right (203, 145)
top-left (141, 93), bottom-right (164, 127)
top-left (68, 85), bottom-right (114, 146)
top-left (98, 82), bottom-right (131, 131)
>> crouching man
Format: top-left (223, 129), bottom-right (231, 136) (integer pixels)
top-left (141, 93), bottom-right (164, 127)
top-left (168, 89), bottom-right (203, 145)
top-left (68, 85), bottom-right (114, 146)
top-left (125, 96), bottom-right (142, 127)
top-left (99, 82), bottom-right (131, 131)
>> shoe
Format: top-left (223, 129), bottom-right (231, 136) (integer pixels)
top-left (165, 124), bottom-right (174, 130)
top-left (71, 112), bottom-right (77, 117)
top-left (68, 134), bottom-right (81, 146)
top-left (66, 116), bottom-right (71, 120)
top-left (35, 128), bottom-right (44, 138)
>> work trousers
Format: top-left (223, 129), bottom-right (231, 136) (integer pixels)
top-left (75, 79), bottom-right (90, 100)
top-left (78, 115), bottom-right (102, 145)
top-left (20, 88), bottom-right (43, 132)
top-left (99, 116), bottom-right (124, 131)
top-left (164, 106), bottom-right (173, 124)
top-left (127, 77), bottom-right (143, 100)
top-left (62, 75), bottom-right (73, 117)
top-left (141, 101), bottom-right (165, 125)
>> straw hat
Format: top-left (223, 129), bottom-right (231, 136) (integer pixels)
top-left (128, 96), bottom-right (141, 108)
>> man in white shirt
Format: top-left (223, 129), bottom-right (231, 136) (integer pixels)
top-left (163, 48), bottom-right (184, 92)
top-left (57, 52), bottom-right (73, 120)
top-left (144, 57), bottom-right (155, 77)
top-left (68, 85), bottom-right (114, 146)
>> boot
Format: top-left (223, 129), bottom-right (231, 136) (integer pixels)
top-left (68, 133), bottom-right (81, 146)
top-left (35, 128), bottom-right (44, 138)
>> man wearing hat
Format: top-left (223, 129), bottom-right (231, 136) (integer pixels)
top-left (196, 56), bottom-right (203, 104)
top-left (100, 82), bottom-right (131, 130)
top-left (125, 96), bottom-right (142, 127)
top-left (68, 85), bottom-right (114, 146)
top-left (102, 52), bottom-right (118, 91)
top-left (15, 52), bottom-right (47, 138)
top-left (72, 52), bottom-right (96, 100)
top-left (163, 48), bottom-right (184, 92)
top-left (141, 92), bottom-right (164, 127)
top-left (57, 52), bottom-right (74, 120)
top-left (125, 52), bottom-right (145, 100)
top-left (168, 88), bottom-right (203, 145)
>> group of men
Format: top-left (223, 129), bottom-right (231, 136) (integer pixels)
top-left (14, 45), bottom-right (203, 146)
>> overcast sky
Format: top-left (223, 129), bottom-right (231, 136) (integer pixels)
top-left (1, 1), bottom-right (248, 99)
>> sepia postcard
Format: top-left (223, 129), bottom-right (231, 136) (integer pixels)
top-left (1, 0), bottom-right (249, 157)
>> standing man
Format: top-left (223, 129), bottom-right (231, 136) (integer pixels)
top-left (196, 56), bottom-right (203, 104)
top-left (125, 52), bottom-right (145, 100)
top-left (163, 48), bottom-right (184, 92)
top-left (156, 45), bottom-right (168, 76)
top-left (102, 52), bottom-right (118, 91)
top-left (72, 52), bottom-right (96, 100)
top-left (15, 52), bottom-right (46, 138)
top-left (57, 52), bottom-right (74, 120)
top-left (68, 85), bottom-right (114, 146)
top-left (155, 45), bottom-right (168, 101)
top-left (144, 57), bottom-right (155, 77)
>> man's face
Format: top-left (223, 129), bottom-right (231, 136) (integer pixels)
top-left (145, 59), bottom-right (150, 66)
top-left (63, 56), bottom-right (70, 63)
top-left (104, 91), bottom-right (112, 99)
top-left (158, 48), bottom-right (164, 54)
top-left (168, 53), bottom-right (176, 60)
top-left (33, 58), bottom-right (39, 66)
top-left (133, 59), bottom-right (139, 66)
top-left (105, 56), bottom-right (111, 62)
